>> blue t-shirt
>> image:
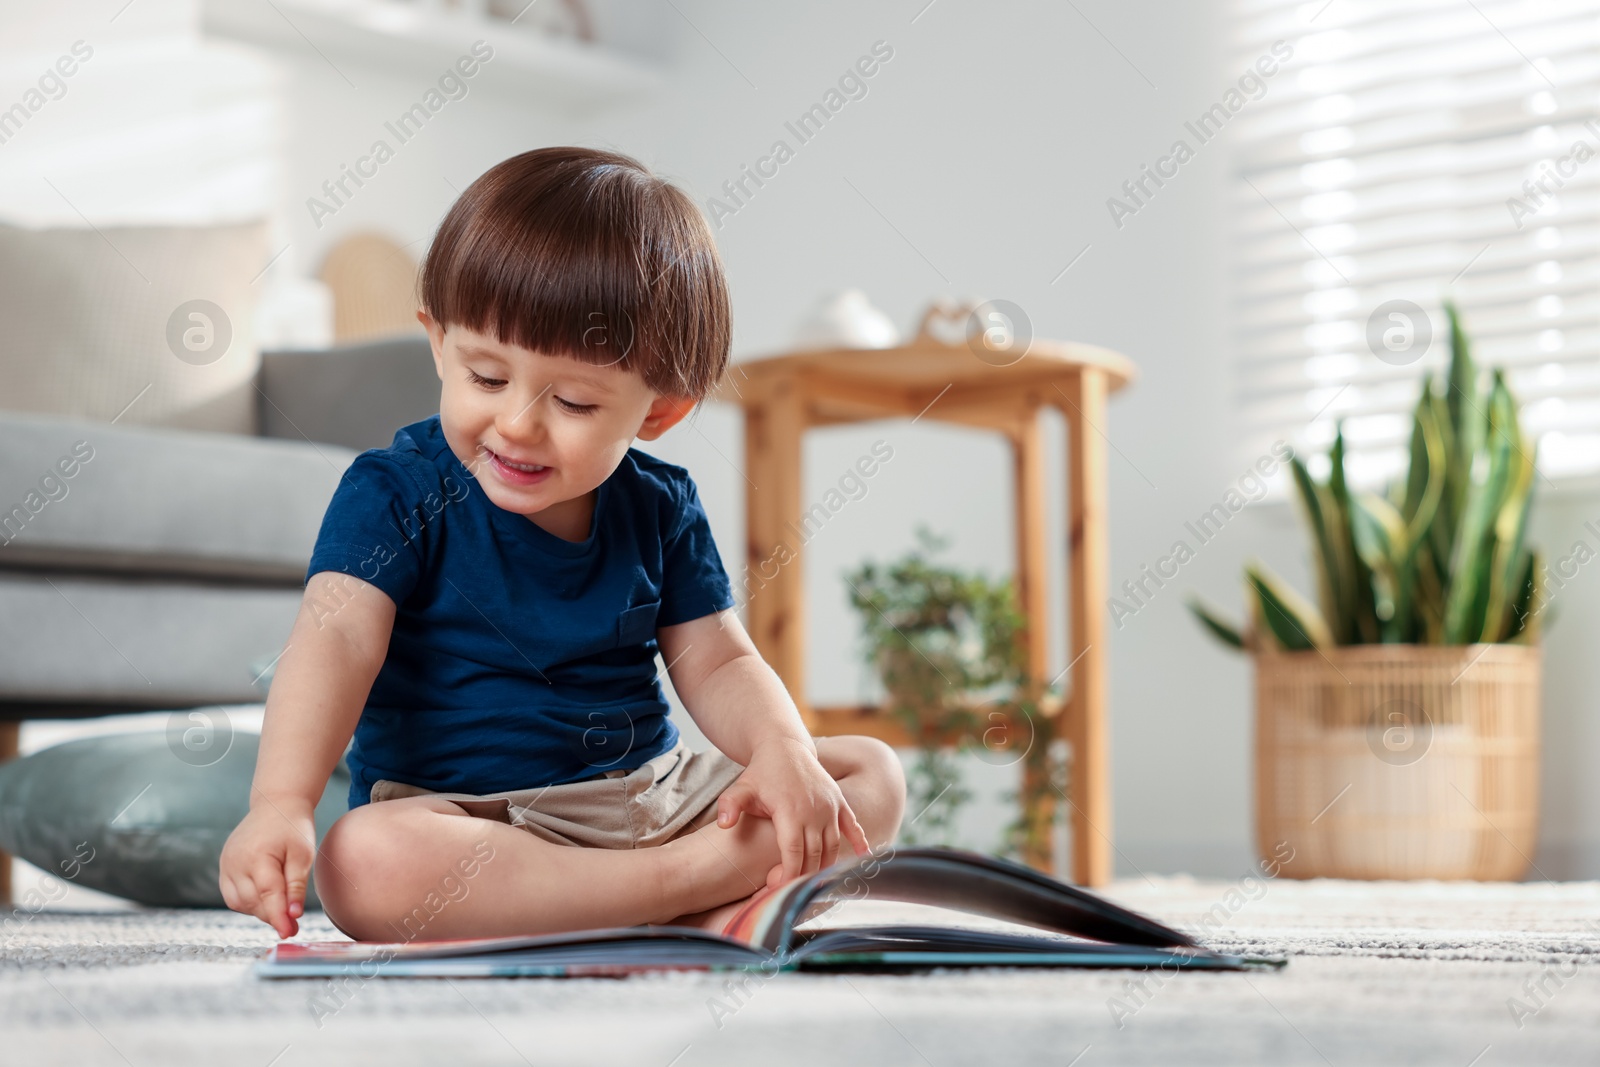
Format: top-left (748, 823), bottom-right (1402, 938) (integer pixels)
top-left (305, 414), bottom-right (736, 808)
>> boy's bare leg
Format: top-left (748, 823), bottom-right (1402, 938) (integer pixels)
top-left (658, 736), bottom-right (905, 932)
top-left (314, 735), bottom-right (905, 942)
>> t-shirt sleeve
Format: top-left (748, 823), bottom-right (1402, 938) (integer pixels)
top-left (656, 470), bottom-right (736, 627)
top-left (304, 452), bottom-right (432, 607)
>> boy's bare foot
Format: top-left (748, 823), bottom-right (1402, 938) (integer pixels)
top-left (658, 881), bottom-right (783, 937)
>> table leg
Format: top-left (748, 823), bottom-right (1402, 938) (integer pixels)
top-left (1011, 407), bottom-right (1055, 872)
top-left (742, 381), bottom-right (811, 725)
top-left (1062, 371), bottom-right (1113, 886)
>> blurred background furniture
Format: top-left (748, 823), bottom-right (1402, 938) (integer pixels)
top-left (711, 315), bottom-right (1137, 885)
top-left (319, 232), bottom-right (427, 344)
top-left (0, 221), bottom-right (438, 904)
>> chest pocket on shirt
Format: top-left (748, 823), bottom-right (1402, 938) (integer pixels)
top-left (617, 599), bottom-right (661, 647)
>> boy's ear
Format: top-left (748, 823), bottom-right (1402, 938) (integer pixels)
top-left (417, 309), bottom-right (446, 380)
top-left (635, 394), bottom-right (697, 441)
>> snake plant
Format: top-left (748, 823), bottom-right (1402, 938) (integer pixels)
top-left (1189, 302), bottom-right (1542, 651)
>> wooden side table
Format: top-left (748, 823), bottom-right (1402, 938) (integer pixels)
top-left (709, 314), bottom-right (1137, 885)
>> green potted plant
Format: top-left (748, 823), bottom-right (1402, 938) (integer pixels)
top-left (1188, 303), bottom-right (1543, 880)
top-left (845, 526), bottom-right (1065, 863)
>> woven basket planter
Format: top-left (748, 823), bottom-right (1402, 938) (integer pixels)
top-left (1255, 644), bottom-right (1540, 881)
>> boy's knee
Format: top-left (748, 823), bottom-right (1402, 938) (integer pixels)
top-left (320, 805), bottom-right (386, 874)
top-left (317, 798), bottom-right (490, 939)
top-left (315, 805), bottom-right (413, 938)
top-left (858, 736), bottom-right (906, 801)
top-left (868, 738), bottom-right (908, 824)
top-left (826, 735), bottom-right (906, 840)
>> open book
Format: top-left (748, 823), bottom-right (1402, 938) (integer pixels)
top-left (257, 847), bottom-right (1285, 977)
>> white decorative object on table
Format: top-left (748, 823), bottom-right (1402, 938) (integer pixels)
top-left (792, 289), bottom-right (899, 350)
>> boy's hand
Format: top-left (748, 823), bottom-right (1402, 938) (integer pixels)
top-left (715, 736), bottom-right (871, 886)
top-left (218, 797), bottom-right (317, 939)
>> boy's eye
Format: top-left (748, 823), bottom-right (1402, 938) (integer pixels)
top-left (555, 396), bottom-right (597, 415)
top-left (466, 369), bottom-right (505, 389)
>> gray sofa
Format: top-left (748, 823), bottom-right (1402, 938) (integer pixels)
top-left (0, 335), bottom-right (440, 901)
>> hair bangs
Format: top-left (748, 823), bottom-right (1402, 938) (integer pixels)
top-left (420, 147), bottom-right (730, 401)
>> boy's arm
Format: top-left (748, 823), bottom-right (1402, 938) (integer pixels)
top-left (657, 609), bottom-right (870, 880)
top-left (656, 608), bottom-right (811, 764)
top-left (218, 571), bottom-right (395, 937)
top-left (253, 571), bottom-right (394, 803)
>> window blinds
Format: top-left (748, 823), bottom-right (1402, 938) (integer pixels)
top-left (1231, 0), bottom-right (1600, 487)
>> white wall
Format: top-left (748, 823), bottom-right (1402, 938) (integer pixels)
top-left (0, 1), bottom-right (280, 228)
top-left (1521, 492), bottom-right (1600, 878)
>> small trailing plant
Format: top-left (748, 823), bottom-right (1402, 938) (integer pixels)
top-left (845, 525), bottom-right (1066, 860)
top-left (1189, 302), bottom-right (1542, 650)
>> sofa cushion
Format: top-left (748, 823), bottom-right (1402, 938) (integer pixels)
top-left (0, 412), bottom-right (356, 582)
top-left (0, 570), bottom-right (301, 710)
top-left (0, 733), bottom-right (350, 907)
top-left (0, 219), bottom-right (268, 434)
top-left (258, 336), bottom-right (440, 452)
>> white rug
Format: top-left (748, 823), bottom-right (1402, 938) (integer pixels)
top-left (3, 876), bottom-right (1597, 1066)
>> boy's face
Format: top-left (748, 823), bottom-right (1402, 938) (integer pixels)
top-left (420, 311), bottom-right (694, 532)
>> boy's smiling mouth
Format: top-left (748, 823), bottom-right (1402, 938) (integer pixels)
top-left (482, 446), bottom-right (552, 486)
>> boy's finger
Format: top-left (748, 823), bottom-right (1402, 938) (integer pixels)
top-left (716, 784), bottom-right (752, 829)
top-left (840, 803), bottom-right (872, 856)
top-left (258, 886), bottom-right (292, 938)
top-left (777, 819), bottom-right (806, 882)
top-left (803, 824), bottom-right (823, 877)
top-left (219, 873), bottom-right (240, 913)
top-left (238, 881), bottom-right (272, 930)
top-left (284, 850), bottom-right (313, 922)
top-left (251, 863), bottom-right (293, 938)
top-left (821, 820), bottom-right (841, 871)
top-left (232, 873), bottom-right (261, 913)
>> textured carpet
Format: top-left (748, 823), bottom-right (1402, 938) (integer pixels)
top-left (3, 876), bottom-right (1598, 1066)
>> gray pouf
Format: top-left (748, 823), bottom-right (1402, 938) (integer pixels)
top-left (0, 731), bottom-right (349, 908)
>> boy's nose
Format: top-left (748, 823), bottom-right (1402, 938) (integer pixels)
top-left (498, 391), bottom-right (548, 440)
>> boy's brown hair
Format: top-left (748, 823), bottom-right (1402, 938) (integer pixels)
top-left (419, 147), bottom-right (730, 402)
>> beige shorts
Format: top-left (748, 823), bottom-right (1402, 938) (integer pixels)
top-left (365, 740), bottom-right (747, 849)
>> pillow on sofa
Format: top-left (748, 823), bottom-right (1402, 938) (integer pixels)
top-left (0, 732), bottom-right (349, 908)
top-left (0, 219), bottom-right (268, 434)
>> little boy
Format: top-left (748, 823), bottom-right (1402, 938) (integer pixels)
top-left (219, 147), bottom-right (906, 942)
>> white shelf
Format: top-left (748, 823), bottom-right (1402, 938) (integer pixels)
top-left (200, 0), bottom-right (660, 109)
